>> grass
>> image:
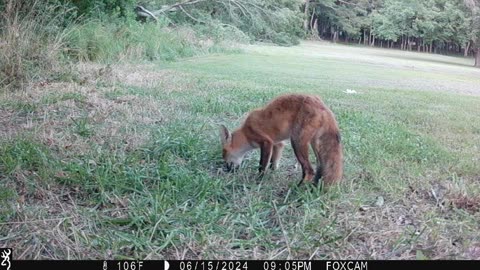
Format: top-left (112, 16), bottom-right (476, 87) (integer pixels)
top-left (64, 20), bottom-right (242, 63)
top-left (1, 41), bottom-right (480, 259)
top-left (0, 0), bottom-right (243, 92)
top-left (0, 0), bottom-right (73, 90)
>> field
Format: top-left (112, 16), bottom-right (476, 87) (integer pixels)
top-left (1, 41), bottom-right (480, 259)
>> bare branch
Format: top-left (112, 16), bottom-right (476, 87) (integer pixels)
top-left (336, 0), bottom-right (358, 7)
top-left (155, 0), bottom-right (208, 14)
top-left (179, 5), bottom-right (205, 23)
top-left (229, 0), bottom-right (256, 18)
top-left (134, 5), bottom-right (158, 21)
top-left (215, 0), bottom-right (247, 17)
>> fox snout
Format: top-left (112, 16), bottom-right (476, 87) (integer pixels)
top-left (223, 162), bottom-right (239, 173)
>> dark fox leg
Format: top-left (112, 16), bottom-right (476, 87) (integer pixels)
top-left (311, 140), bottom-right (323, 185)
top-left (313, 163), bottom-right (324, 186)
top-left (259, 140), bottom-right (273, 174)
top-left (291, 135), bottom-right (315, 186)
top-left (270, 142), bottom-right (285, 170)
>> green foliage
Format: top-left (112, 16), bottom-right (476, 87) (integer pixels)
top-left (464, 0), bottom-right (480, 45)
top-left (0, 139), bottom-right (54, 176)
top-left (64, 19), bottom-right (234, 62)
top-left (140, 0), bottom-right (304, 46)
top-left (372, 11), bottom-right (398, 41)
top-left (73, 116), bottom-right (94, 138)
top-left (192, 21), bottom-right (251, 44)
top-left (310, 0), bottom-right (478, 57)
top-left (67, 0), bottom-right (137, 18)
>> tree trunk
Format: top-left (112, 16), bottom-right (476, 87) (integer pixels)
top-left (309, 6), bottom-right (316, 35)
top-left (364, 30), bottom-right (368, 46)
top-left (429, 43), bottom-right (433, 53)
top-left (303, 0), bottom-right (310, 33)
top-left (321, 23), bottom-right (327, 39)
top-left (475, 48), bottom-right (480, 68)
top-left (464, 41), bottom-right (471, 57)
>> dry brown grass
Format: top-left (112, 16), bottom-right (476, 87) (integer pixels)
top-left (0, 64), bottom-right (183, 160)
top-left (0, 0), bottom-right (70, 90)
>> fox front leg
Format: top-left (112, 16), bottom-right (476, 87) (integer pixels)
top-left (259, 140), bottom-right (274, 174)
top-left (270, 142), bottom-right (285, 170)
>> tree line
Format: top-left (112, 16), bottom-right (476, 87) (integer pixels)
top-left (304, 0), bottom-right (479, 62)
top-left (64, 0), bottom-right (480, 67)
top-left (3, 0), bottom-right (478, 67)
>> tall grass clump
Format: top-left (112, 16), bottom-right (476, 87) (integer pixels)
top-left (0, 0), bottom-right (247, 91)
top-left (0, 0), bottom-right (74, 90)
top-left (64, 19), bottom-right (243, 63)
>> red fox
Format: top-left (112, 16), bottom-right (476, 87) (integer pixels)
top-left (220, 93), bottom-right (343, 186)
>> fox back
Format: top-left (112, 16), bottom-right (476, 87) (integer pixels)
top-left (220, 93), bottom-right (343, 186)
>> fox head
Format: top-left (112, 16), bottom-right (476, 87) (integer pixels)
top-left (219, 125), bottom-right (252, 172)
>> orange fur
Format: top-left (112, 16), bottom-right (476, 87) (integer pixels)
top-left (220, 94), bottom-right (343, 186)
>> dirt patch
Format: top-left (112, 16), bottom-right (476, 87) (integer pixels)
top-left (76, 62), bottom-right (198, 93)
top-left (447, 193), bottom-right (480, 213)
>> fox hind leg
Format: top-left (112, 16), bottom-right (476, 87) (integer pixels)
top-left (311, 139), bottom-right (323, 185)
top-left (291, 137), bottom-right (315, 185)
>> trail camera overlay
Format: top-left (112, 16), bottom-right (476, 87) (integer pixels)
top-left (0, 249), bottom-right (11, 270)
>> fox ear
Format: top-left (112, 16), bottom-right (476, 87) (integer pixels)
top-left (220, 124), bottom-right (231, 144)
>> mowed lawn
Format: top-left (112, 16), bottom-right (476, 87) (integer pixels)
top-left (1, 41), bottom-right (480, 259)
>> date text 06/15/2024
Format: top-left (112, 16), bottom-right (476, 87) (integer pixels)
top-left (177, 261), bottom-right (314, 270)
